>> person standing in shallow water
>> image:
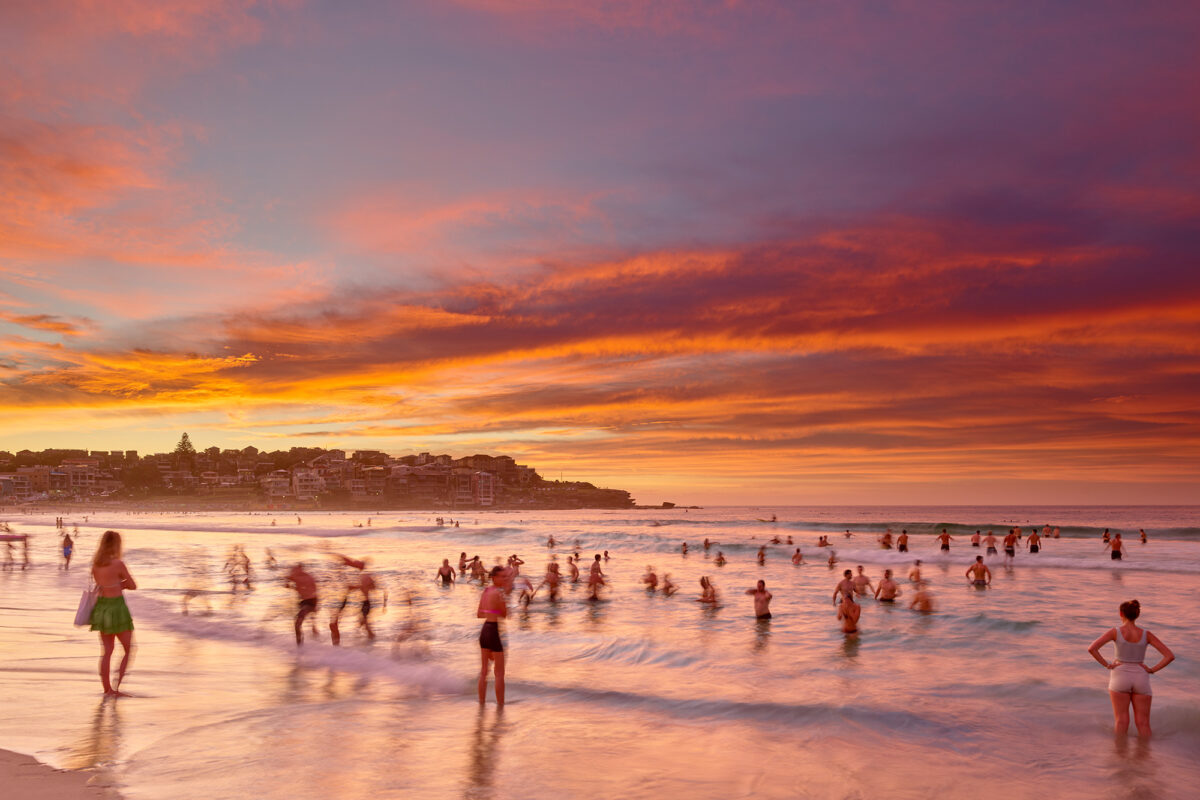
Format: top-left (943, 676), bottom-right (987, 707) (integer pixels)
top-left (745, 580), bottom-right (772, 619)
top-left (1087, 599), bottom-right (1174, 737)
top-left (90, 530), bottom-right (136, 696)
top-left (477, 566), bottom-right (509, 705)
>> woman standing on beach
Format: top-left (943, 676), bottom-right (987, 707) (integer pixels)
top-left (90, 530), bottom-right (136, 696)
top-left (1087, 599), bottom-right (1174, 736)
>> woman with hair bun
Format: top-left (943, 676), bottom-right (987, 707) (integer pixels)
top-left (1087, 599), bottom-right (1174, 736)
top-left (90, 530), bottom-right (137, 696)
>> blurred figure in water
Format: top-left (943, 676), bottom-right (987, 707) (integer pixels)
top-left (757, 545), bottom-right (766, 565)
top-left (285, 563), bottom-right (319, 645)
top-left (714, 551), bottom-right (726, 566)
top-left (587, 555), bottom-right (606, 600)
top-left (90, 530), bottom-right (136, 696)
top-left (661, 573), bottom-right (677, 596)
top-left (698, 576), bottom-right (718, 606)
top-left (538, 561), bottom-right (561, 601)
top-left (791, 547), bottom-right (804, 565)
top-left (477, 566), bottom-right (509, 705)
top-left (330, 555), bottom-right (378, 644)
top-left (837, 592), bottom-right (860, 635)
top-left (62, 532), bottom-right (74, 570)
top-left (181, 548), bottom-right (212, 616)
top-left (1087, 599), bottom-right (1174, 737)
top-left (264, 548), bottom-right (277, 570)
top-left (224, 545), bottom-right (253, 591)
top-left (909, 582), bottom-right (935, 613)
top-left (875, 569), bottom-right (901, 602)
top-left (642, 566), bottom-right (658, 591)
top-left (567, 556), bottom-right (580, 582)
top-left (437, 559), bottom-right (457, 586)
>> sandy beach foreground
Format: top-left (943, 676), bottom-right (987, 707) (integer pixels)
top-left (1, 749), bottom-right (112, 799)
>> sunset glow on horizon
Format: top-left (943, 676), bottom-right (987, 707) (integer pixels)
top-left (3, 1), bottom-right (1199, 504)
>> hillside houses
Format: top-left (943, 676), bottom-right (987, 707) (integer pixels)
top-left (0, 447), bottom-right (634, 509)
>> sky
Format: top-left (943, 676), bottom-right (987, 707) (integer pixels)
top-left (2, 0), bottom-right (1199, 505)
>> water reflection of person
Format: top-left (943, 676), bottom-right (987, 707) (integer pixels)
top-left (65, 698), bottom-right (123, 780)
top-left (466, 707), bottom-right (507, 797)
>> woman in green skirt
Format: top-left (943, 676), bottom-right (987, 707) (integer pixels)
top-left (91, 530), bottom-right (137, 696)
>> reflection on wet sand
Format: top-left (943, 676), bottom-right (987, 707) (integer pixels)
top-left (64, 697), bottom-right (122, 788)
top-left (464, 706), bottom-right (508, 800)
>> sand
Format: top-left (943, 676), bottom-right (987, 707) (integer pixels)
top-left (0, 749), bottom-right (112, 799)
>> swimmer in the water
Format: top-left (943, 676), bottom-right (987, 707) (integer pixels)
top-left (757, 545), bottom-right (766, 565)
top-left (908, 560), bottom-right (923, 585)
top-left (698, 576), bottom-right (718, 606)
top-left (827, 549), bottom-right (838, 568)
top-left (1026, 530), bottom-right (1042, 554)
top-left (437, 559), bottom-right (457, 585)
top-left (970, 530), bottom-right (981, 548)
top-left (681, 541), bottom-right (688, 555)
top-left (851, 565), bottom-right (874, 597)
top-left (897, 530), bottom-right (909, 553)
top-left (714, 551), bottom-right (727, 566)
top-left (791, 547), bottom-right (804, 565)
top-left (745, 580), bottom-right (773, 619)
top-left (832, 569), bottom-right (855, 604)
top-left (878, 531), bottom-right (893, 550)
top-left (1139, 529), bottom-right (1147, 544)
top-left (661, 573), bottom-right (677, 596)
top-left (965, 556), bottom-right (991, 587)
top-left (874, 569), bottom-right (901, 602)
top-left (538, 561), bottom-right (562, 602)
top-left (983, 531), bottom-right (998, 556)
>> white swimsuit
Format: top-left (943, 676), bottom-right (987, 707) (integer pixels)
top-left (1108, 627), bottom-right (1152, 695)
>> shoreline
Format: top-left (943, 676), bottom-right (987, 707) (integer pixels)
top-left (0, 749), bottom-right (113, 799)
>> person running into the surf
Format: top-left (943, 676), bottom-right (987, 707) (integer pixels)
top-left (832, 569), bottom-right (855, 604)
top-left (567, 556), bottom-right (580, 582)
top-left (827, 549), bottom-right (838, 568)
top-left (878, 531), bottom-right (893, 549)
top-left (437, 559), bottom-right (457, 585)
top-left (897, 530), bottom-right (909, 553)
top-left (477, 566), bottom-right (509, 705)
top-left (875, 569), bottom-right (901, 602)
top-left (745, 580), bottom-right (773, 619)
top-left (61, 532), bottom-right (73, 570)
top-left (1026, 530), bottom-right (1042, 554)
top-left (908, 560), bottom-right (923, 585)
top-left (285, 562), bottom-right (319, 645)
top-left (966, 556), bottom-right (991, 587)
top-left (1106, 532), bottom-right (1125, 560)
top-left (936, 529), bottom-right (955, 552)
top-left (971, 530), bottom-right (981, 548)
top-left (1139, 529), bottom-right (1147, 544)
top-left (983, 531), bottom-right (998, 556)
top-left (791, 547), bottom-right (804, 565)
top-left (1002, 530), bottom-right (1018, 563)
top-left (837, 592), bottom-right (861, 635)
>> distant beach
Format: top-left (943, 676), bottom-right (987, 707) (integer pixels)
top-left (2, 506), bottom-right (1197, 799)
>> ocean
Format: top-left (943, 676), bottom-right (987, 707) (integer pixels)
top-left (1, 506), bottom-right (1197, 799)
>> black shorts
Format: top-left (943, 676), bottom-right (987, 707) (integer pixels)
top-left (898, 544), bottom-right (908, 552)
top-left (987, 547), bottom-right (997, 555)
top-left (1005, 547), bottom-right (1015, 556)
top-left (756, 613), bottom-right (772, 620)
top-left (972, 542), bottom-right (980, 547)
top-left (940, 544), bottom-right (950, 551)
top-left (1029, 546), bottom-right (1039, 554)
top-left (1111, 550), bottom-right (1122, 560)
top-left (479, 620), bottom-right (504, 652)
top-left (361, 599), bottom-right (371, 617)
top-left (879, 598), bottom-right (895, 603)
top-left (299, 597), bottom-right (317, 613)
